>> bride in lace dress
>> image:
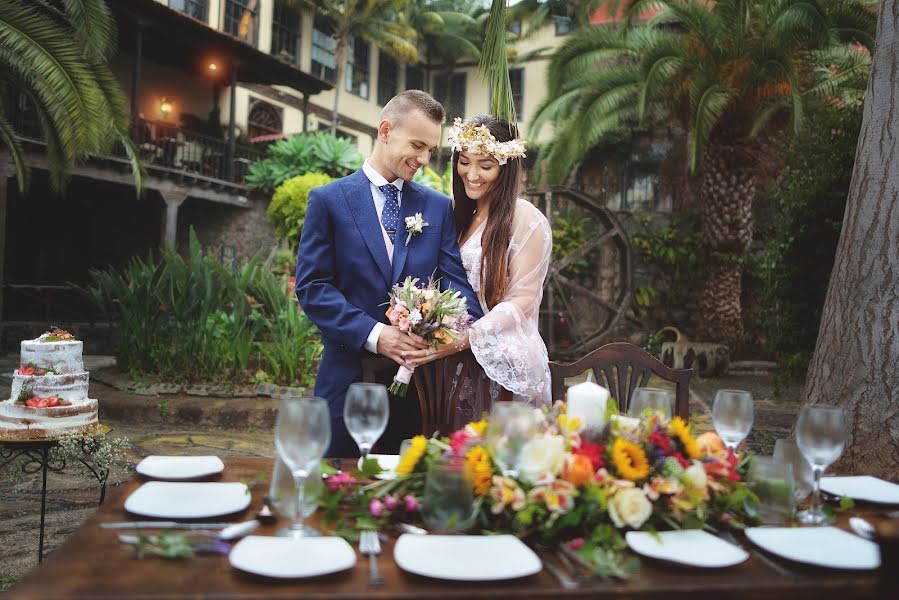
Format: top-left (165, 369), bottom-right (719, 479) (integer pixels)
top-left (403, 114), bottom-right (552, 426)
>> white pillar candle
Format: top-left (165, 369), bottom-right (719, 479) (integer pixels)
top-left (566, 381), bottom-right (611, 431)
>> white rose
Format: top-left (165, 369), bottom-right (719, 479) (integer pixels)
top-left (683, 460), bottom-right (708, 491)
top-left (608, 488), bottom-right (653, 529)
top-left (517, 435), bottom-right (566, 484)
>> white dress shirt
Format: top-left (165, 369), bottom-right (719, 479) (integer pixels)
top-left (362, 160), bottom-right (405, 353)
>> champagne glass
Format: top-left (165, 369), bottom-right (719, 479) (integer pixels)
top-left (344, 383), bottom-right (389, 461)
top-left (712, 390), bottom-right (754, 452)
top-left (627, 387), bottom-right (674, 420)
top-left (795, 405), bottom-right (847, 525)
top-left (274, 397), bottom-right (331, 538)
top-left (485, 402), bottom-right (538, 477)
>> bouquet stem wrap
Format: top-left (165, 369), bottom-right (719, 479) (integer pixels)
top-left (389, 365), bottom-right (414, 396)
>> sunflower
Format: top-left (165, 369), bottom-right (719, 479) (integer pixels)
top-left (668, 417), bottom-right (700, 459)
top-left (465, 445), bottom-right (493, 496)
top-left (396, 435), bottom-right (428, 474)
top-left (611, 437), bottom-right (651, 481)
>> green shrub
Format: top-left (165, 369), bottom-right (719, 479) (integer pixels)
top-left (245, 133), bottom-right (362, 192)
top-left (267, 172), bottom-right (333, 245)
top-left (79, 230), bottom-right (321, 387)
top-left (755, 103), bottom-right (863, 374)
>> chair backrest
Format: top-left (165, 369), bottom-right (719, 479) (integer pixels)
top-left (549, 342), bottom-right (692, 419)
top-left (361, 352), bottom-right (482, 436)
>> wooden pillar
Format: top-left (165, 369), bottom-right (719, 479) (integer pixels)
top-left (159, 191), bottom-right (188, 249)
top-left (0, 157), bottom-right (13, 349)
top-left (302, 93), bottom-right (309, 133)
top-left (226, 62), bottom-right (238, 181)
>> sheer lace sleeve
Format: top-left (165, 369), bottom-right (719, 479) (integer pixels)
top-left (469, 199), bottom-right (552, 402)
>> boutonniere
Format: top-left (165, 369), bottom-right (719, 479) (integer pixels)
top-left (404, 213), bottom-right (429, 246)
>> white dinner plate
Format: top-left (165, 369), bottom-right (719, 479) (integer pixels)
top-left (625, 530), bottom-right (748, 568)
top-left (358, 454), bottom-right (400, 480)
top-left (229, 536), bottom-right (356, 579)
top-left (820, 476), bottom-right (899, 504)
top-left (393, 534), bottom-right (542, 581)
top-left (124, 481), bottom-right (250, 519)
top-left (745, 527), bottom-right (880, 570)
top-left (136, 455), bottom-right (225, 480)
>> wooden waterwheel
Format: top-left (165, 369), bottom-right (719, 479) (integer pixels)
top-left (527, 187), bottom-right (633, 361)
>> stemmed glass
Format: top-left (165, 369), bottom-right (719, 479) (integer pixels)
top-left (712, 390), bottom-right (754, 453)
top-left (773, 438), bottom-right (815, 502)
top-left (485, 402), bottom-right (538, 477)
top-left (344, 383), bottom-right (389, 462)
top-left (795, 405), bottom-right (847, 525)
top-left (274, 396), bottom-right (331, 538)
top-left (628, 387), bottom-right (674, 420)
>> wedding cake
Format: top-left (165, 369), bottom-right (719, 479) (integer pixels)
top-left (0, 328), bottom-right (99, 440)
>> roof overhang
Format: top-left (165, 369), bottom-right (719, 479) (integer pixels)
top-left (109, 0), bottom-right (332, 96)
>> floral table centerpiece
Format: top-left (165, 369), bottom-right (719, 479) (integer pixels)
top-left (322, 401), bottom-right (753, 578)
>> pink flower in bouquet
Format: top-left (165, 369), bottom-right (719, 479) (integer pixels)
top-left (449, 429), bottom-right (470, 455)
top-left (528, 479), bottom-right (578, 514)
top-left (325, 471), bottom-right (359, 492)
top-left (398, 317), bottom-right (411, 332)
top-left (403, 495), bottom-right (420, 512)
top-left (383, 495), bottom-right (398, 511)
top-left (489, 476), bottom-right (526, 514)
top-left (369, 498), bottom-right (384, 517)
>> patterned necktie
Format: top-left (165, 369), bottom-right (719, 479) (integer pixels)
top-left (379, 183), bottom-right (400, 244)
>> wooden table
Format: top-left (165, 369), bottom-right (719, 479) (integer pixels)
top-left (7, 457), bottom-right (893, 599)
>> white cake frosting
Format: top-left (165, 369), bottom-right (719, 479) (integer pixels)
top-left (1, 332), bottom-right (99, 440)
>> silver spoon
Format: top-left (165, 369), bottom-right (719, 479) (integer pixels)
top-left (849, 516), bottom-right (876, 541)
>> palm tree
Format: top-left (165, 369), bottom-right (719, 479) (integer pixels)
top-left (290, 0), bottom-right (418, 136)
top-left (0, 0), bottom-right (141, 194)
top-left (530, 0), bottom-right (876, 347)
top-left (403, 0), bottom-right (481, 95)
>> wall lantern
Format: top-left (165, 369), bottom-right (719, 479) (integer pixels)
top-left (159, 97), bottom-right (173, 118)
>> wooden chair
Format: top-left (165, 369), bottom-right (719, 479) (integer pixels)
top-left (361, 351), bottom-right (484, 436)
top-left (549, 342), bottom-right (692, 419)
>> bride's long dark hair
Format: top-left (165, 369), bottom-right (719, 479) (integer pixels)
top-left (452, 115), bottom-right (523, 311)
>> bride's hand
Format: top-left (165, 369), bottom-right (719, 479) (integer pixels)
top-left (402, 340), bottom-right (464, 367)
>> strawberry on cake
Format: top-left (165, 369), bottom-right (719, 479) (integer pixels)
top-left (0, 328), bottom-right (99, 440)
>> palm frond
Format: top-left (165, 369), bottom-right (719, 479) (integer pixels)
top-left (61, 0), bottom-right (116, 60)
top-left (479, 0), bottom-right (515, 122)
top-left (0, 112), bottom-right (29, 193)
top-left (688, 84), bottom-right (732, 172)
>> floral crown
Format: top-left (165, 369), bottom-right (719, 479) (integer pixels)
top-left (447, 117), bottom-right (527, 165)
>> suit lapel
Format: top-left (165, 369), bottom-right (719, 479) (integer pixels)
top-left (390, 183), bottom-right (423, 284)
top-left (342, 170), bottom-right (392, 287)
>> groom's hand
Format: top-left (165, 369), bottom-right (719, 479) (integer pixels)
top-left (377, 326), bottom-right (429, 365)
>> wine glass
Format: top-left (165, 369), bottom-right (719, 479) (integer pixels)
top-left (344, 383), bottom-right (389, 462)
top-left (274, 396), bottom-right (331, 538)
top-left (268, 455), bottom-right (324, 520)
top-left (795, 405), bottom-right (847, 525)
top-left (485, 402), bottom-right (538, 477)
top-left (627, 387), bottom-right (674, 420)
top-left (712, 390), bottom-right (754, 452)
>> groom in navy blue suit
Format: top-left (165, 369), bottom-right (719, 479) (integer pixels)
top-left (295, 90), bottom-right (483, 457)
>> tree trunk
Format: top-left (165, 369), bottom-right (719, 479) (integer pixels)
top-left (331, 38), bottom-right (348, 136)
top-left (802, 1), bottom-right (899, 480)
top-left (695, 143), bottom-right (756, 349)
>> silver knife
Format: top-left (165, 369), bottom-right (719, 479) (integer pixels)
top-left (100, 521), bottom-right (232, 530)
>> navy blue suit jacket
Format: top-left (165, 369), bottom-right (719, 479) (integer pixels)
top-left (295, 168), bottom-right (483, 454)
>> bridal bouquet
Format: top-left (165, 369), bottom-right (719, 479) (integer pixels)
top-left (384, 276), bottom-right (471, 397)
top-left (322, 402), bottom-right (754, 578)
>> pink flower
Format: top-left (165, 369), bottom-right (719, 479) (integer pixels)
top-left (403, 495), bottom-right (420, 512)
top-left (569, 537), bottom-right (585, 550)
top-left (369, 498), bottom-right (384, 517)
top-left (325, 471), bottom-right (358, 492)
top-left (399, 318), bottom-right (411, 331)
top-left (449, 430), bottom-right (470, 455)
top-left (383, 495), bottom-right (398, 511)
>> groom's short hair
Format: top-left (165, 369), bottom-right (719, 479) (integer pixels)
top-left (382, 90), bottom-right (445, 127)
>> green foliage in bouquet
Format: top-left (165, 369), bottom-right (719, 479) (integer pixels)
top-left (267, 172), bottom-right (334, 246)
top-left (320, 404), bottom-right (756, 579)
top-left (245, 133), bottom-right (363, 192)
top-left (79, 230), bottom-right (321, 387)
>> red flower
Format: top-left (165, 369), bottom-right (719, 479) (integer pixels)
top-left (647, 429), bottom-right (672, 453)
top-left (671, 452), bottom-right (690, 469)
top-left (573, 442), bottom-right (605, 470)
top-left (18, 365), bottom-right (34, 376)
top-left (159, 304), bottom-right (168, 313)
top-left (449, 430), bottom-right (470, 455)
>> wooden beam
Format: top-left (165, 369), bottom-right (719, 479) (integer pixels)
top-left (0, 157), bottom-right (11, 349)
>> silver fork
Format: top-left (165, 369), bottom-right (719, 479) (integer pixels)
top-left (360, 530), bottom-right (385, 587)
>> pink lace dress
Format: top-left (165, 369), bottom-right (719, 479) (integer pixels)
top-left (454, 198), bottom-right (552, 427)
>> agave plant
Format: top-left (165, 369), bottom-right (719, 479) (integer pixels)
top-left (530, 0), bottom-right (876, 347)
top-left (0, 0), bottom-right (142, 193)
top-left (245, 132), bottom-right (363, 192)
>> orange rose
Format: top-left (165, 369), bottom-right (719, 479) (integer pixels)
top-left (696, 432), bottom-right (726, 457)
top-left (563, 453), bottom-right (595, 487)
